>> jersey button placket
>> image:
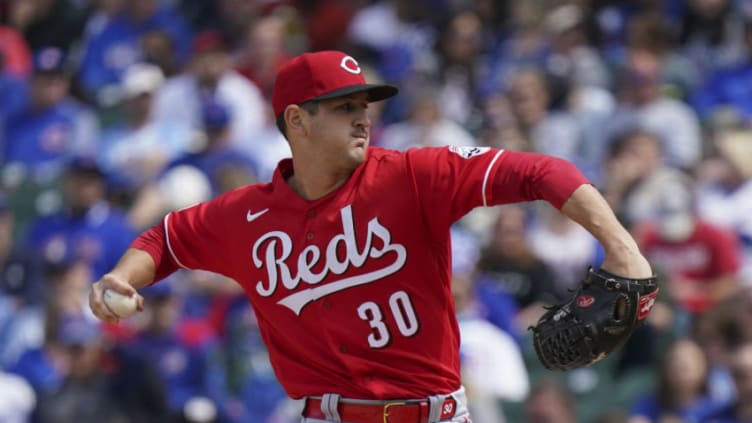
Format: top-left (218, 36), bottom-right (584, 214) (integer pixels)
top-left (306, 232), bottom-right (314, 241)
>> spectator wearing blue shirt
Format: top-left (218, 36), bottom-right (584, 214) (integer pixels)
top-left (692, 20), bottom-right (752, 123)
top-left (0, 50), bottom-right (30, 149)
top-left (25, 157), bottom-right (136, 279)
top-left (161, 100), bottom-right (258, 196)
top-left (629, 338), bottom-right (721, 423)
top-left (699, 341), bottom-right (752, 423)
top-left (28, 313), bottom-right (170, 423)
top-left (126, 282), bottom-right (223, 422)
top-left (0, 195), bottom-right (47, 370)
top-left (3, 47), bottom-right (98, 183)
top-left (77, 0), bottom-right (191, 104)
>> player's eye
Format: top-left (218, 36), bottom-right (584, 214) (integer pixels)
top-left (337, 102), bottom-right (355, 112)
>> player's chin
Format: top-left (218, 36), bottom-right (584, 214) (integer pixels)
top-left (347, 141), bottom-right (368, 163)
top-left (350, 138), bottom-right (368, 153)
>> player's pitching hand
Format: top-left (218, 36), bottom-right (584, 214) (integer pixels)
top-left (89, 273), bottom-right (144, 324)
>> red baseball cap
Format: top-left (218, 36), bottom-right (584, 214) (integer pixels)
top-left (272, 50), bottom-right (398, 117)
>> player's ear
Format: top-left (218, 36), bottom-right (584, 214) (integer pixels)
top-left (284, 105), bottom-right (308, 137)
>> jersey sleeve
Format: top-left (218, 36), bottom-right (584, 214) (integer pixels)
top-left (405, 146), bottom-right (590, 228)
top-left (131, 195), bottom-right (236, 280)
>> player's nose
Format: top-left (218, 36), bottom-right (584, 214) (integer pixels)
top-left (354, 108), bottom-right (371, 128)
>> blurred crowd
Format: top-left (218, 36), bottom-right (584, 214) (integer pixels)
top-left (1, 0), bottom-right (752, 422)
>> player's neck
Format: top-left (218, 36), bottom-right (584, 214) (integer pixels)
top-left (287, 167), bottom-right (352, 201)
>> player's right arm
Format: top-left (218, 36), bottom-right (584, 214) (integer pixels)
top-left (89, 215), bottom-right (183, 323)
top-left (90, 191), bottom-right (235, 323)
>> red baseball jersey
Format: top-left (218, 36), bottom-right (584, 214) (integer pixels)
top-left (133, 146), bottom-right (588, 399)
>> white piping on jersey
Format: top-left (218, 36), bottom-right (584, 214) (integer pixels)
top-left (164, 213), bottom-right (190, 270)
top-left (481, 149), bottom-right (505, 207)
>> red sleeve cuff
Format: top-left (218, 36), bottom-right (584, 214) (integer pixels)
top-left (130, 219), bottom-right (179, 282)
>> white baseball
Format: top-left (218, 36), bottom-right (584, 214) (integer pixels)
top-left (103, 289), bottom-right (138, 318)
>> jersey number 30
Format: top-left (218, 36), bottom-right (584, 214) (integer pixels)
top-left (357, 290), bottom-right (420, 348)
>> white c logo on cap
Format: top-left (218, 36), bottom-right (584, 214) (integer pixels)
top-left (340, 56), bottom-right (361, 74)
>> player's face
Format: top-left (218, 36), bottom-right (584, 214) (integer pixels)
top-left (306, 92), bottom-right (371, 169)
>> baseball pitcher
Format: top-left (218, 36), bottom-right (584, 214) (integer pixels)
top-left (90, 51), bottom-right (656, 423)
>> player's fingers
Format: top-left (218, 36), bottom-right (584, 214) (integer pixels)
top-left (99, 273), bottom-right (137, 296)
top-left (88, 282), bottom-right (120, 324)
top-left (136, 294), bottom-right (145, 312)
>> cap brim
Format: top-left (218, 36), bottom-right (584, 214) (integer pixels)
top-left (312, 83), bottom-right (399, 103)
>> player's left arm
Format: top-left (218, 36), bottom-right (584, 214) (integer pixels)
top-left (559, 184), bottom-right (652, 279)
top-left (484, 150), bottom-right (652, 279)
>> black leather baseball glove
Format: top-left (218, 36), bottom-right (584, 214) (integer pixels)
top-left (529, 267), bottom-right (659, 371)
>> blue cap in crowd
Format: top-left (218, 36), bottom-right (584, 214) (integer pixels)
top-left (202, 101), bottom-right (231, 130)
top-left (66, 156), bottom-right (105, 179)
top-left (32, 47), bottom-right (67, 75)
top-left (56, 314), bottom-right (100, 347)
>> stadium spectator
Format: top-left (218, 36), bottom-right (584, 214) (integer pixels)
top-left (695, 127), bottom-right (752, 285)
top-left (451, 227), bottom-right (529, 423)
top-left (699, 341), bottom-right (752, 422)
top-left (0, 195), bottom-right (46, 369)
top-left (430, 9), bottom-right (489, 129)
top-left (624, 11), bottom-right (701, 101)
top-left (527, 204), bottom-right (600, 293)
top-left (6, 0), bottom-right (88, 53)
top-left (3, 47), bottom-right (99, 183)
top-left (98, 62), bottom-right (191, 192)
top-left (678, 0), bottom-right (748, 80)
top-left (524, 377), bottom-right (578, 423)
top-left (0, 368), bottom-right (35, 423)
top-left (125, 282), bottom-right (221, 422)
top-left (234, 14), bottom-right (292, 102)
top-left (77, 0), bottom-right (191, 104)
top-left (600, 129), bottom-right (692, 227)
top-left (505, 67), bottom-right (585, 166)
top-left (475, 204), bottom-right (560, 331)
top-left (628, 338), bottom-right (720, 423)
top-left (152, 30), bottom-right (267, 147)
top-left (216, 293), bottom-right (291, 422)
top-left (0, 25), bottom-right (32, 78)
top-left (0, 49), bottom-right (29, 154)
top-left (34, 313), bottom-right (169, 423)
top-left (542, 3), bottom-right (610, 89)
top-left (638, 184), bottom-right (741, 316)
top-left (692, 16), bottom-right (752, 122)
top-left (24, 157), bottom-right (135, 279)
top-left (607, 47), bottom-right (703, 169)
top-left (379, 83), bottom-right (476, 150)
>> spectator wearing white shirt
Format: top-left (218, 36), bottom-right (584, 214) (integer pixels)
top-left (379, 86), bottom-right (476, 150)
top-left (153, 31), bottom-right (266, 149)
top-left (451, 228), bottom-right (529, 423)
top-left (99, 62), bottom-right (192, 191)
top-left (607, 47), bottom-right (703, 170)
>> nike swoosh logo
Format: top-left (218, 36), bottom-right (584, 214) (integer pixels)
top-left (246, 209), bottom-right (269, 222)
